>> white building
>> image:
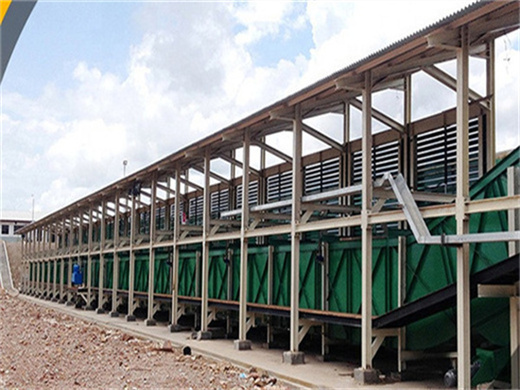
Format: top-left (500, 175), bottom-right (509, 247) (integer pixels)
top-left (0, 211), bottom-right (33, 242)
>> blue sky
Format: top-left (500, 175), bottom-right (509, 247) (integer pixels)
top-left (1, 1), bottom-right (518, 218)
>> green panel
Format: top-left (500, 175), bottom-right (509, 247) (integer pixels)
top-left (208, 249), bottom-right (228, 300)
top-left (134, 252), bottom-right (148, 292)
top-left (229, 246), bottom-right (270, 304)
top-left (104, 255), bottom-right (113, 289)
top-left (91, 257), bottom-right (100, 288)
top-left (178, 251), bottom-right (198, 297)
top-left (272, 245), bottom-right (290, 306)
top-left (472, 346), bottom-right (510, 386)
top-left (404, 149), bottom-right (519, 351)
top-left (154, 251), bottom-right (171, 294)
top-left (49, 262), bottom-right (54, 283)
top-left (63, 260), bottom-right (68, 284)
top-left (119, 255), bottom-right (129, 290)
top-left (372, 239), bottom-right (398, 315)
top-left (247, 246), bottom-right (269, 304)
top-left (232, 250), bottom-right (240, 301)
top-left (299, 243), bottom-right (321, 310)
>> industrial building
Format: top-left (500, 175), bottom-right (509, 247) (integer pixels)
top-left (19, 2), bottom-right (519, 388)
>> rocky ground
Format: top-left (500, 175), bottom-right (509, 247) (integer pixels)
top-left (0, 292), bottom-right (288, 389)
top-left (4, 241), bottom-right (22, 288)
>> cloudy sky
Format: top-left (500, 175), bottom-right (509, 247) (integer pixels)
top-left (1, 0), bottom-right (518, 218)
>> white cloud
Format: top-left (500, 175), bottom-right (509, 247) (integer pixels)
top-left (1, 1), bottom-right (518, 217)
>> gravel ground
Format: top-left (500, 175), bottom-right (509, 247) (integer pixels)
top-left (0, 291), bottom-right (287, 389)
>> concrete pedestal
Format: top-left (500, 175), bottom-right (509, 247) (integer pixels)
top-left (126, 314), bottom-right (136, 322)
top-left (65, 301), bottom-right (75, 307)
top-left (353, 368), bottom-right (380, 384)
top-left (282, 351), bottom-right (305, 365)
top-left (95, 308), bottom-right (105, 314)
top-left (109, 311), bottom-right (119, 318)
top-left (145, 318), bottom-right (156, 326)
top-left (193, 331), bottom-right (212, 340)
top-left (168, 324), bottom-right (190, 333)
top-left (234, 340), bottom-right (252, 351)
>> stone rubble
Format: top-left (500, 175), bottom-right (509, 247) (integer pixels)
top-left (0, 291), bottom-right (289, 389)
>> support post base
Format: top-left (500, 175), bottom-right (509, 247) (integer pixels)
top-left (58, 299), bottom-right (66, 304)
top-left (145, 318), bottom-right (156, 326)
top-left (84, 306), bottom-right (95, 311)
top-left (193, 331), bottom-right (212, 340)
top-left (95, 308), bottom-right (105, 314)
top-left (353, 368), bottom-right (380, 384)
top-left (234, 340), bottom-right (252, 351)
top-left (65, 301), bottom-right (75, 307)
top-left (109, 311), bottom-right (119, 318)
top-left (126, 314), bottom-right (136, 322)
top-left (282, 351), bottom-right (305, 365)
top-left (51, 298), bottom-right (59, 302)
top-left (169, 324), bottom-right (190, 333)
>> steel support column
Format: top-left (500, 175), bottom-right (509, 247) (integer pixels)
top-left (486, 40), bottom-right (496, 170)
top-left (146, 177), bottom-right (157, 326)
top-left (456, 25), bottom-right (471, 390)
top-left (283, 104), bottom-right (304, 364)
top-left (169, 170), bottom-right (182, 330)
top-left (361, 70), bottom-right (374, 370)
top-left (127, 192), bottom-right (137, 321)
top-left (97, 201), bottom-right (106, 314)
top-left (200, 150), bottom-right (211, 335)
top-left (111, 193), bottom-right (120, 317)
top-left (236, 129), bottom-right (252, 350)
top-left (86, 207), bottom-right (94, 310)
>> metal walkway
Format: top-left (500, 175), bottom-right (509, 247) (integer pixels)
top-left (0, 240), bottom-right (17, 293)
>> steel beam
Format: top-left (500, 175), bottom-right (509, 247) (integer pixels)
top-left (200, 149), bottom-right (211, 333)
top-left (170, 169), bottom-right (181, 328)
top-left (146, 176), bottom-right (157, 325)
top-left (237, 129), bottom-right (251, 348)
top-left (289, 104), bottom-right (303, 356)
top-left (302, 123), bottom-right (343, 151)
top-left (97, 200), bottom-right (106, 313)
top-left (86, 208), bottom-right (93, 308)
top-left (361, 70), bottom-right (374, 370)
top-left (111, 192), bottom-right (120, 317)
top-left (252, 140), bottom-right (292, 163)
top-left (349, 97), bottom-right (404, 133)
top-left (486, 41), bottom-right (496, 170)
top-left (126, 192), bottom-right (137, 321)
top-left (456, 25), bottom-right (471, 390)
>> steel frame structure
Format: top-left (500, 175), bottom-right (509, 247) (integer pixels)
top-left (19, 2), bottom-right (519, 388)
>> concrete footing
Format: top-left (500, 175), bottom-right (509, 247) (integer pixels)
top-left (234, 339), bottom-right (252, 351)
top-left (353, 367), bottom-right (380, 384)
top-left (84, 305), bottom-right (95, 311)
top-left (145, 318), bottom-right (156, 326)
top-left (193, 331), bottom-right (212, 340)
top-left (109, 311), bottom-right (119, 318)
top-left (169, 323), bottom-right (190, 332)
top-left (95, 308), bottom-right (105, 314)
top-left (65, 301), bottom-right (75, 307)
top-left (283, 351), bottom-right (305, 365)
top-left (126, 314), bottom-right (136, 322)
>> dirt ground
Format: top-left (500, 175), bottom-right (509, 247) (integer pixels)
top-left (0, 292), bottom-right (287, 389)
top-left (4, 241), bottom-right (22, 288)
